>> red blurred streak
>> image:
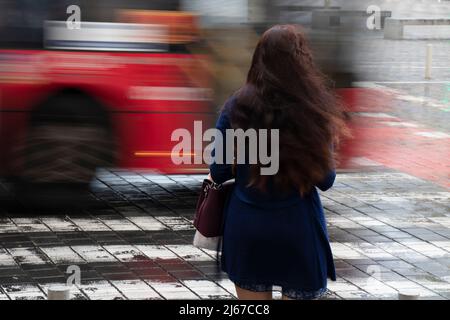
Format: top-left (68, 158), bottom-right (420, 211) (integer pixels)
top-left (337, 88), bottom-right (449, 189)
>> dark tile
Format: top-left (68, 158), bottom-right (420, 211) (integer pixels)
top-left (134, 267), bottom-right (169, 277)
top-left (0, 267), bottom-right (27, 277)
top-left (0, 275), bottom-right (34, 284)
top-left (169, 270), bottom-right (206, 280)
top-left (34, 276), bottom-right (67, 284)
top-left (102, 272), bottom-right (139, 280)
top-left (27, 268), bottom-right (63, 278)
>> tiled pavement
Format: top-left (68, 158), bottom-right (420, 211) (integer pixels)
top-left (0, 168), bottom-right (449, 300)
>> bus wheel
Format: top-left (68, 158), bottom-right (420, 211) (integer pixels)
top-left (19, 123), bottom-right (115, 186)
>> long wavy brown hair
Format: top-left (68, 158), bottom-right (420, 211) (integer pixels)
top-left (229, 25), bottom-right (349, 195)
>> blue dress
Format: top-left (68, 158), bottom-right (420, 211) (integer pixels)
top-left (210, 96), bottom-right (336, 299)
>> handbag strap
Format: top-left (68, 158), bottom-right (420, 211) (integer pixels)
top-left (203, 179), bottom-right (223, 194)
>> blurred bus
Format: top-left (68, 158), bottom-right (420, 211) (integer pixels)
top-left (0, 0), bottom-right (214, 186)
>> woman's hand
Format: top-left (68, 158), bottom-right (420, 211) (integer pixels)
top-left (207, 173), bottom-right (214, 182)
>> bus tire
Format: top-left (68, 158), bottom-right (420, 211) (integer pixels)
top-left (15, 91), bottom-right (116, 187)
top-left (20, 124), bottom-right (113, 185)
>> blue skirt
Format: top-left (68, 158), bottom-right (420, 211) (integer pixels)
top-left (221, 190), bottom-right (336, 298)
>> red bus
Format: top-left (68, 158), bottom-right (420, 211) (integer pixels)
top-left (0, 1), bottom-right (214, 186)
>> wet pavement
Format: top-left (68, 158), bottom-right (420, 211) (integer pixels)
top-left (345, 90), bottom-right (449, 189)
top-left (0, 166), bottom-right (449, 300)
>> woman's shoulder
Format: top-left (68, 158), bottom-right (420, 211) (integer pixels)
top-left (222, 93), bottom-right (239, 115)
top-left (215, 94), bottom-right (238, 129)
top-left (216, 94), bottom-right (239, 127)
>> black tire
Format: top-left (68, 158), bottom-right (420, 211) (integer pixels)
top-left (14, 91), bottom-right (116, 186)
top-left (20, 123), bottom-right (114, 184)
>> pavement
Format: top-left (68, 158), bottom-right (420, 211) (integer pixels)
top-left (343, 86), bottom-right (449, 189)
top-left (0, 167), bottom-right (449, 300)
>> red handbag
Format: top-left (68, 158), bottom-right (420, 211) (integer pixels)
top-left (194, 179), bottom-right (234, 238)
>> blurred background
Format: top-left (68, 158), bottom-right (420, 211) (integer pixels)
top-left (0, 0), bottom-right (449, 192)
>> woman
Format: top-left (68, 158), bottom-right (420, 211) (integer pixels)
top-left (209, 25), bottom-right (348, 300)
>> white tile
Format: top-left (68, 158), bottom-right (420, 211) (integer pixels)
top-left (166, 245), bottom-right (215, 261)
top-left (70, 218), bottom-right (111, 232)
top-left (0, 249), bottom-right (17, 266)
top-left (327, 280), bottom-right (360, 292)
top-left (103, 245), bottom-right (144, 262)
top-left (41, 218), bottom-right (79, 231)
top-left (40, 246), bottom-right (85, 264)
top-left (2, 284), bottom-right (45, 300)
top-left (135, 245), bottom-right (178, 260)
top-left (101, 219), bottom-right (140, 231)
top-left (126, 216), bottom-right (167, 231)
top-left (7, 248), bottom-right (50, 265)
top-left (147, 281), bottom-right (199, 300)
top-left (111, 280), bottom-right (161, 300)
top-left (71, 246), bottom-right (117, 263)
top-left (79, 281), bottom-right (124, 300)
top-left (183, 280), bottom-right (231, 299)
